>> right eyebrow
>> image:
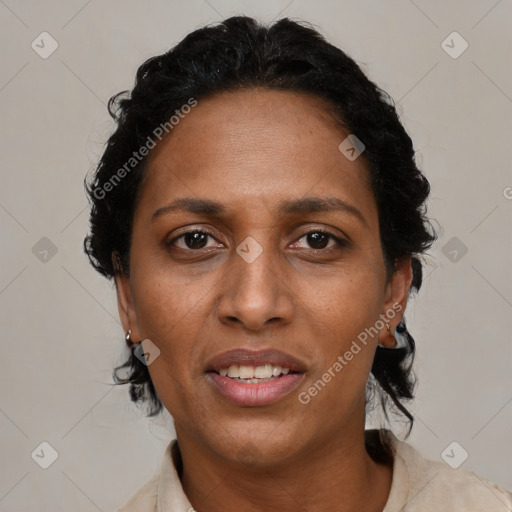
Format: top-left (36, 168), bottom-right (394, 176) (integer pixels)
top-left (152, 198), bottom-right (228, 221)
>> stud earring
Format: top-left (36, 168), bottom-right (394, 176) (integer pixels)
top-left (377, 322), bottom-right (399, 349)
top-left (125, 329), bottom-right (134, 346)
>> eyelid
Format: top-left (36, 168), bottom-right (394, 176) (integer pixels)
top-left (291, 228), bottom-right (349, 251)
top-left (166, 224), bottom-right (349, 251)
top-left (293, 224), bottom-right (349, 243)
top-left (166, 225), bottom-right (220, 246)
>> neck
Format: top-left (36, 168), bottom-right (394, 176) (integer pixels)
top-left (176, 422), bottom-right (393, 512)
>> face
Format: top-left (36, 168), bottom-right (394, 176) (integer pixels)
top-left (115, 88), bottom-right (412, 466)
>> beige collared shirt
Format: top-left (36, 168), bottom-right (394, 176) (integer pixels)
top-left (117, 429), bottom-right (512, 511)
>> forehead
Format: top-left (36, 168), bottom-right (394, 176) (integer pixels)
top-left (148, 87), bottom-right (351, 165)
top-left (138, 87), bottom-right (376, 223)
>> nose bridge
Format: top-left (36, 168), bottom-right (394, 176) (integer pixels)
top-left (217, 235), bottom-right (293, 329)
top-left (236, 237), bottom-right (277, 293)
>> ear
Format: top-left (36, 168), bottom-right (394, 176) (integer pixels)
top-left (378, 256), bottom-right (413, 348)
top-left (112, 252), bottom-right (141, 344)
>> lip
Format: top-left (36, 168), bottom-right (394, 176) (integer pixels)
top-left (207, 372), bottom-right (304, 406)
top-left (205, 348), bottom-right (307, 407)
top-left (205, 348), bottom-right (306, 373)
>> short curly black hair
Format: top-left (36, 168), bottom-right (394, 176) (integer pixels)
top-left (84, 16), bottom-right (437, 434)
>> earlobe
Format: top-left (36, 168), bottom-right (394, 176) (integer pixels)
top-left (112, 252), bottom-right (141, 343)
top-left (378, 256), bottom-right (413, 347)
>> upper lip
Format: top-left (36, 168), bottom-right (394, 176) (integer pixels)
top-left (206, 348), bottom-right (306, 373)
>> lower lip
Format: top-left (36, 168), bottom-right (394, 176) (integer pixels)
top-left (206, 372), bottom-right (304, 406)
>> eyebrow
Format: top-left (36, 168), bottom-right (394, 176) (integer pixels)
top-left (151, 196), bottom-right (368, 227)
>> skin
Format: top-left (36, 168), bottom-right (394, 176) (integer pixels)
top-left (114, 87), bottom-right (413, 512)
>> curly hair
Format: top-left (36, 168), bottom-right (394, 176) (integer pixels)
top-left (83, 16), bottom-right (437, 434)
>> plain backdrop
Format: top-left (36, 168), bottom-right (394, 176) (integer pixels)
top-left (1, 1), bottom-right (511, 510)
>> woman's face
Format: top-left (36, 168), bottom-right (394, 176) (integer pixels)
top-left (115, 88), bottom-right (412, 466)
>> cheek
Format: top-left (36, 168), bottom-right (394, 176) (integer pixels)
top-left (302, 268), bottom-right (384, 400)
top-left (130, 266), bottom-right (204, 367)
top-left (303, 284), bottom-right (380, 410)
top-left (133, 273), bottom-right (208, 414)
top-left (307, 267), bottom-right (384, 337)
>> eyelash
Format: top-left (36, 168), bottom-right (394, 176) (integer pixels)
top-left (167, 227), bottom-right (348, 253)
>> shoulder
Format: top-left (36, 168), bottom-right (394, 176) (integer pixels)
top-left (115, 473), bottom-right (159, 512)
top-left (386, 431), bottom-right (512, 512)
top-left (115, 439), bottom-right (184, 512)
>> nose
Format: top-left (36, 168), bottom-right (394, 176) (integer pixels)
top-left (216, 242), bottom-right (294, 332)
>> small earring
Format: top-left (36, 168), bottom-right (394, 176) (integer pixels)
top-left (125, 329), bottom-right (132, 345)
top-left (378, 322), bottom-right (399, 349)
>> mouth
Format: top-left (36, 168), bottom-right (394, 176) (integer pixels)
top-left (215, 363), bottom-right (295, 382)
top-left (205, 349), bottom-right (306, 407)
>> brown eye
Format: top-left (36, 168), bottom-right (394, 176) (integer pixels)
top-left (292, 230), bottom-right (347, 251)
top-left (168, 229), bottom-right (220, 250)
top-left (182, 232), bottom-right (210, 249)
top-left (304, 232), bottom-right (331, 249)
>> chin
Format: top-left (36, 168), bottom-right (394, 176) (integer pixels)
top-left (204, 415), bottom-right (308, 468)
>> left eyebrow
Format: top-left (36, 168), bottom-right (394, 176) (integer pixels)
top-left (277, 197), bottom-right (368, 227)
top-left (152, 196), bottom-right (368, 227)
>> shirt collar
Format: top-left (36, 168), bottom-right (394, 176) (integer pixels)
top-left (380, 429), bottom-right (410, 512)
top-left (157, 439), bottom-right (194, 512)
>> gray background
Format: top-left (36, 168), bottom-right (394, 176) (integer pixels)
top-left (1, 0), bottom-right (511, 510)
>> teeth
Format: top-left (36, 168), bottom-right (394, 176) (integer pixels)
top-left (239, 365), bottom-right (254, 379)
top-left (254, 365), bottom-right (273, 378)
top-left (227, 365), bottom-right (239, 378)
top-left (217, 364), bottom-right (292, 380)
